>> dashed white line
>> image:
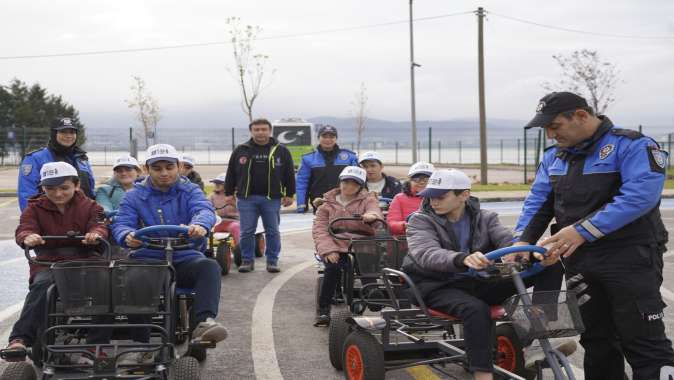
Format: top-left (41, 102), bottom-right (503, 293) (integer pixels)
top-left (251, 259), bottom-right (314, 380)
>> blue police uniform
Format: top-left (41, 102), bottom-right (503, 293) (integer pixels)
top-left (296, 146), bottom-right (358, 210)
top-left (515, 117), bottom-right (674, 379)
top-left (18, 147), bottom-right (95, 211)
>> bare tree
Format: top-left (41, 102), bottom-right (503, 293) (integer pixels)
top-left (225, 17), bottom-right (275, 123)
top-left (543, 49), bottom-right (621, 114)
top-left (126, 76), bottom-right (161, 148)
top-left (351, 82), bottom-right (368, 154)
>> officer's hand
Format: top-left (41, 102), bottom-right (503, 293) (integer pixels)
top-left (125, 232), bottom-right (143, 248)
top-left (362, 212), bottom-right (379, 223)
top-left (188, 225), bottom-right (208, 238)
top-left (311, 197), bottom-right (324, 208)
top-left (463, 251), bottom-right (491, 270)
top-left (82, 232), bottom-right (101, 245)
top-left (296, 205), bottom-right (306, 214)
top-left (24, 234), bottom-right (45, 247)
top-left (281, 197), bottom-right (294, 208)
top-left (325, 252), bottom-right (340, 264)
top-left (539, 225), bottom-right (586, 258)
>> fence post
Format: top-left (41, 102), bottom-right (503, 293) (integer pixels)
top-left (395, 142), bottom-right (399, 165)
top-left (523, 129), bottom-right (527, 183)
top-left (104, 145), bottom-right (107, 165)
top-left (458, 141), bottom-right (462, 164)
top-left (208, 146), bottom-right (211, 165)
top-left (639, 124), bottom-right (643, 134)
top-left (428, 127), bottom-right (432, 163)
top-left (437, 141), bottom-right (441, 163)
top-left (667, 133), bottom-right (672, 169)
top-left (500, 139), bottom-right (503, 164)
top-left (231, 128), bottom-right (235, 151)
top-left (517, 139), bottom-right (520, 166)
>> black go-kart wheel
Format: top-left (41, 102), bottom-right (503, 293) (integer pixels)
top-left (215, 244), bottom-right (231, 276)
top-left (495, 323), bottom-right (528, 378)
top-left (0, 362), bottom-right (36, 380)
top-left (329, 309), bottom-right (353, 370)
top-left (255, 233), bottom-right (265, 258)
top-left (233, 246), bottom-right (242, 267)
top-left (186, 346), bottom-right (207, 362)
top-left (172, 356), bottom-right (200, 380)
top-left (342, 330), bottom-right (385, 380)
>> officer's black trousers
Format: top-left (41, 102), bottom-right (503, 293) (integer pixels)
top-left (565, 244), bottom-right (674, 380)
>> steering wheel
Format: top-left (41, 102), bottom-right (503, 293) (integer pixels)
top-left (328, 216), bottom-right (390, 241)
top-left (464, 245), bottom-right (548, 280)
top-left (133, 225), bottom-right (206, 250)
top-left (24, 233), bottom-right (112, 265)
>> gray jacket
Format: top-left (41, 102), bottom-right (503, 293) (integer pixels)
top-left (402, 197), bottom-right (514, 293)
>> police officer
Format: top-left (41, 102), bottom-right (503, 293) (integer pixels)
top-left (18, 117), bottom-right (95, 211)
top-left (513, 92), bottom-right (674, 380)
top-left (295, 125), bottom-right (358, 213)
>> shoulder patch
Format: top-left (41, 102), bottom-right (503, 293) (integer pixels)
top-left (338, 152), bottom-right (349, 161)
top-left (599, 144), bottom-right (615, 160)
top-left (611, 128), bottom-right (643, 140)
top-left (21, 164), bottom-right (33, 176)
top-left (648, 146), bottom-right (668, 173)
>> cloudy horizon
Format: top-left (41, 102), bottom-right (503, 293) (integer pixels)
top-left (1, 0), bottom-right (673, 131)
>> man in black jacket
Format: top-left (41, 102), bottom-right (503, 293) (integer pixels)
top-left (224, 118), bottom-right (295, 273)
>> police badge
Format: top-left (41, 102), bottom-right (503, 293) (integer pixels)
top-left (599, 144), bottom-right (614, 160)
top-left (648, 146), bottom-right (667, 173)
top-left (339, 152), bottom-right (348, 161)
top-left (21, 164), bottom-right (32, 176)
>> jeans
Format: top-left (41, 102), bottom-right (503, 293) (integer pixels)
top-left (237, 195), bottom-right (281, 264)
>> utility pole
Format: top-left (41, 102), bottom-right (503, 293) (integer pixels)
top-left (409, 0), bottom-right (420, 162)
top-left (477, 7), bottom-right (488, 184)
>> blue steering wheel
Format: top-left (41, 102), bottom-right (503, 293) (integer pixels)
top-left (465, 245), bottom-right (548, 279)
top-left (133, 225), bottom-right (205, 250)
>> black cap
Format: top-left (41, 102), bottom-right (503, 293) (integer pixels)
top-left (51, 117), bottom-right (79, 131)
top-left (524, 92), bottom-right (589, 129)
top-left (317, 125), bottom-right (338, 137)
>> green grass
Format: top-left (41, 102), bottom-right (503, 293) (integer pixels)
top-left (471, 183), bottom-right (532, 192)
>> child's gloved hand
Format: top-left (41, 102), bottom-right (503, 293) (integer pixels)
top-left (362, 212), bottom-right (379, 223)
top-left (463, 251), bottom-right (491, 270)
top-left (24, 234), bottom-right (45, 247)
top-left (125, 232), bottom-right (143, 248)
top-left (324, 252), bottom-right (340, 264)
top-left (188, 225), bottom-right (207, 238)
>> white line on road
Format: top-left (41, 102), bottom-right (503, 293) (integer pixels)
top-left (0, 257), bottom-right (23, 268)
top-left (0, 302), bottom-right (23, 325)
top-left (251, 259), bottom-right (314, 380)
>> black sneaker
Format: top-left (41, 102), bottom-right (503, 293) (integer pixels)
top-left (238, 261), bottom-right (254, 273)
top-left (314, 309), bottom-right (331, 327)
top-left (266, 262), bottom-right (281, 273)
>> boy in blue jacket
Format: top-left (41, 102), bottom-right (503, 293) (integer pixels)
top-left (112, 144), bottom-right (227, 344)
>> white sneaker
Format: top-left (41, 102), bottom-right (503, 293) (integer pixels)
top-left (117, 351), bottom-right (154, 366)
top-left (192, 318), bottom-right (228, 343)
top-left (525, 339), bottom-right (577, 369)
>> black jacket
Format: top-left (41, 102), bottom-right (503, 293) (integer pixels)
top-left (224, 137), bottom-right (296, 199)
top-left (368, 174), bottom-right (402, 199)
top-left (186, 170), bottom-right (205, 191)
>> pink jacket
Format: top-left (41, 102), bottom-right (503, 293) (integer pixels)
top-left (209, 191), bottom-right (239, 219)
top-left (387, 189), bottom-right (423, 235)
top-left (312, 188), bottom-right (383, 257)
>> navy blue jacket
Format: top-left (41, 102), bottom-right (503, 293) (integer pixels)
top-left (296, 146), bottom-right (358, 208)
top-left (18, 147), bottom-right (95, 210)
top-left (111, 176), bottom-right (216, 263)
top-left (515, 117), bottom-right (668, 250)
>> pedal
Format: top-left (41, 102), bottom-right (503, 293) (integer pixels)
top-left (189, 340), bottom-right (216, 349)
top-left (93, 356), bottom-right (116, 373)
top-left (0, 347), bottom-right (28, 361)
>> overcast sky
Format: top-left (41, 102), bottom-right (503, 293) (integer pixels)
top-left (1, 0), bottom-right (673, 130)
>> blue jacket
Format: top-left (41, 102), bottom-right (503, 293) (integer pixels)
top-left (515, 117), bottom-right (668, 250)
top-left (95, 178), bottom-right (127, 214)
top-left (18, 147), bottom-right (96, 210)
top-left (111, 176), bottom-right (216, 263)
top-left (296, 146), bottom-right (358, 208)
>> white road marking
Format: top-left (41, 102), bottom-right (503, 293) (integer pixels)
top-left (251, 259), bottom-right (314, 380)
top-left (0, 257), bottom-right (24, 268)
top-left (0, 302), bottom-right (23, 326)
